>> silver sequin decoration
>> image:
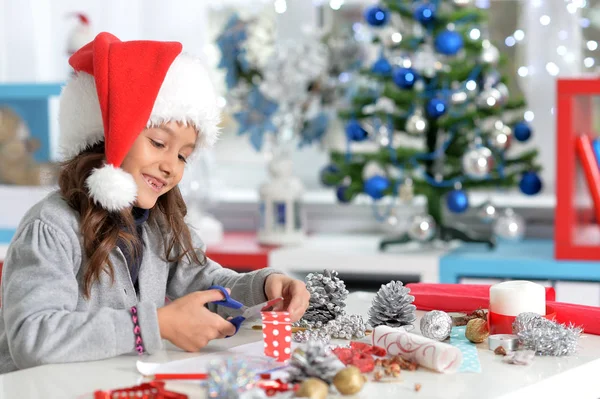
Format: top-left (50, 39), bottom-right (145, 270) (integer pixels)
top-left (513, 312), bottom-right (582, 356)
top-left (286, 340), bottom-right (345, 384)
top-left (293, 328), bottom-right (331, 345)
top-left (420, 310), bottom-right (452, 341)
top-left (325, 314), bottom-right (368, 340)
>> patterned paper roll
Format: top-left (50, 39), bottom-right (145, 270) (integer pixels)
top-left (372, 325), bottom-right (463, 373)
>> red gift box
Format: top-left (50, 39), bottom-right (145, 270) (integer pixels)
top-left (556, 78), bottom-right (600, 260)
top-left (261, 311), bottom-right (292, 362)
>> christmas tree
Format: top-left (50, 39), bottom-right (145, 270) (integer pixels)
top-left (319, 0), bottom-right (542, 247)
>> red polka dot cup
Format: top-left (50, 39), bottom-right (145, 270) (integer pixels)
top-left (261, 311), bottom-right (292, 362)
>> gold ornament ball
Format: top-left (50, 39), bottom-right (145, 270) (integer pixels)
top-left (465, 318), bottom-right (489, 343)
top-left (333, 366), bottom-right (367, 395)
top-left (295, 378), bottom-right (329, 399)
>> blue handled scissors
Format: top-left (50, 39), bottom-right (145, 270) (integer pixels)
top-left (209, 285), bottom-right (284, 336)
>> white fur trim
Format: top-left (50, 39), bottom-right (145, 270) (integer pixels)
top-left (58, 72), bottom-right (104, 160)
top-left (58, 53), bottom-right (221, 161)
top-left (85, 164), bottom-right (138, 212)
top-left (147, 53), bottom-right (221, 151)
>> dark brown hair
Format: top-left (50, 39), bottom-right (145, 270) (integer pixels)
top-left (58, 142), bottom-right (205, 297)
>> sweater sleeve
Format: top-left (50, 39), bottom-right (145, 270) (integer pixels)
top-left (2, 220), bottom-right (162, 370)
top-left (166, 227), bottom-right (284, 316)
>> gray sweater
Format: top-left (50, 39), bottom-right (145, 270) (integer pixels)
top-left (0, 191), bottom-right (282, 374)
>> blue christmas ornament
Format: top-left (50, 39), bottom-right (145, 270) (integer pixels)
top-left (514, 121), bottom-right (532, 142)
top-left (364, 5), bottom-right (389, 27)
top-left (320, 164), bottom-right (341, 187)
top-left (364, 175), bottom-right (390, 200)
top-left (413, 4), bottom-right (436, 25)
top-left (234, 87), bottom-right (278, 151)
top-left (336, 185), bottom-right (351, 203)
top-left (392, 67), bottom-right (418, 89)
top-left (434, 30), bottom-right (464, 56)
top-left (519, 171), bottom-right (542, 195)
top-left (446, 189), bottom-right (469, 213)
top-left (345, 119), bottom-right (369, 141)
top-left (372, 57), bottom-right (392, 76)
top-left (426, 98), bottom-right (447, 118)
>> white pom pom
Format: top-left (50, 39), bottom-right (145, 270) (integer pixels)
top-left (85, 164), bottom-right (137, 211)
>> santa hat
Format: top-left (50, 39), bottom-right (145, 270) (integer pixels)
top-left (58, 32), bottom-right (221, 212)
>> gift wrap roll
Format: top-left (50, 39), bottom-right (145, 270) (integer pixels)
top-left (372, 326), bottom-right (463, 373)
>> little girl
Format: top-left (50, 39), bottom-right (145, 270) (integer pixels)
top-left (0, 32), bottom-right (310, 373)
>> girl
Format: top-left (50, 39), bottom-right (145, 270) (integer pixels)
top-left (0, 32), bottom-right (310, 373)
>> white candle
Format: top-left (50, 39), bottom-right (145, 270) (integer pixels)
top-left (489, 280), bottom-right (546, 316)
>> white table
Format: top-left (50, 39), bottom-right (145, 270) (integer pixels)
top-left (1, 292), bottom-right (600, 399)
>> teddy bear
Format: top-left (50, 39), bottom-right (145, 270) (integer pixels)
top-left (0, 107), bottom-right (58, 186)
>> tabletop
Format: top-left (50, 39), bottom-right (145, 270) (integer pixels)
top-left (1, 292), bottom-right (599, 399)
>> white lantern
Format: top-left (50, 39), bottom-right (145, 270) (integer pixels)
top-left (257, 155), bottom-right (306, 246)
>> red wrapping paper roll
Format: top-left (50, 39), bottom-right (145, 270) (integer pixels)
top-left (406, 283), bottom-right (599, 335)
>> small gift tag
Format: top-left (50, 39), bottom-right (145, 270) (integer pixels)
top-left (261, 311), bottom-right (292, 362)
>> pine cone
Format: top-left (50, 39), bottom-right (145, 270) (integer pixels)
top-left (302, 269), bottom-right (349, 325)
top-left (368, 281), bottom-right (417, 329)
top-left (286, 340), bottom-right (345, 384)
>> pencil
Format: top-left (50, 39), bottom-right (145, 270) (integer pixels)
top-left (147, 373), bottom-right (208, 380)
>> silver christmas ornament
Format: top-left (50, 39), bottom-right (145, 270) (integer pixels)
top-left (368, 281), bottom-right (417, 330)
top-left (407, 214), bottom-right (436, 242)
top-left (462, 146), bottom-right (494, 179)
top-left (495, 82), bottom-right (510, 104)
top-left (513, 312), bottom-right (582, 356)
top-left (493, 208), bottom-right (526, 241)
top-left (399, 178), bottom-right (414, 202)
top-left (477, 200), bottom-right (497, 223)
top-left (420, 310), bottom-right (453, 341)
top-left (480, 41), bottom-right (500, 65)
top-left (362, 161), bottom-right (387, 180)
top-left (477, 87), bottom-right (503, 109)
top-left (453, 0), bottom-right (473, 6)
top-left (489, 123), bottom-right (512, 151)
top-left (451, 90), bottom-right (468, 105)
top-left (406, 109), bottom-right (428, 135)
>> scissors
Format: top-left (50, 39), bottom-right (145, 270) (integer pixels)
top-left (209, 285), bottom-right (284, 336)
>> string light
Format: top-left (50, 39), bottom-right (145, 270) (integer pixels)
top-left (391, 32), bottom-right (402, 43)
top-left (505, 36), bottom-right (516, 47)
top-left (584, 57), bottom-right (595, 68)
top-left (518, 66), bottom-right (529, 77)
top-left (546, 62), bottom-right (560, 76)
top-left (513, 30), bottom-right (525, 41)
top-left (469, 29), bottom-right (481, 40)
top-left (274, 0), bottom-right (287, 14)
top-left (556, 45), bottom-right (567, 56)
top-left (540, 15), bottom-right (551, 25)
top-left (587, 41), bottom-right (598, 51)
top-left (524, 111), bottom-right (535, 122)
top-left (330, 0), bottom-right (344, 10)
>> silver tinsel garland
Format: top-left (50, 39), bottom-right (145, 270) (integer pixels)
top-left (303, 269), bottom-right (349, 324)
top-left (368, 281), bottom-right (417, 329)
top-left (285, 340), bottom-right (345, 384)
top-left (513, 312), bottom-right (582, 356)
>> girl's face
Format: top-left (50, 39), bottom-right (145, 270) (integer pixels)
top-left (121, 121), bottom-right (197, 209)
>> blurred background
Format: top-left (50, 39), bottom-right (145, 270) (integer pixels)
top-left (2, 0), bottom-right (600, 305)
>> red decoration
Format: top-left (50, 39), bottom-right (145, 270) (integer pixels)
top-left (255, 378), bottom-right (299, 396)
top-left (556, 78), bottom-right (600, 260)
top-left (94, 381), bottom-right (187, 399)
top-left (261, 311), bottom-right (292, 362)
top-left (331, 342), bottom-right (384, 373)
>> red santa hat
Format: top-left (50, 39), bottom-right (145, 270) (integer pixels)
top-left (58, 32), bottom-right (221, 211)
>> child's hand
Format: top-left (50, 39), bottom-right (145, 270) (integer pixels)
top-left (157, 289), bottom-right (237, 352)
top-left (264, 274), bottom-right (310, 322)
